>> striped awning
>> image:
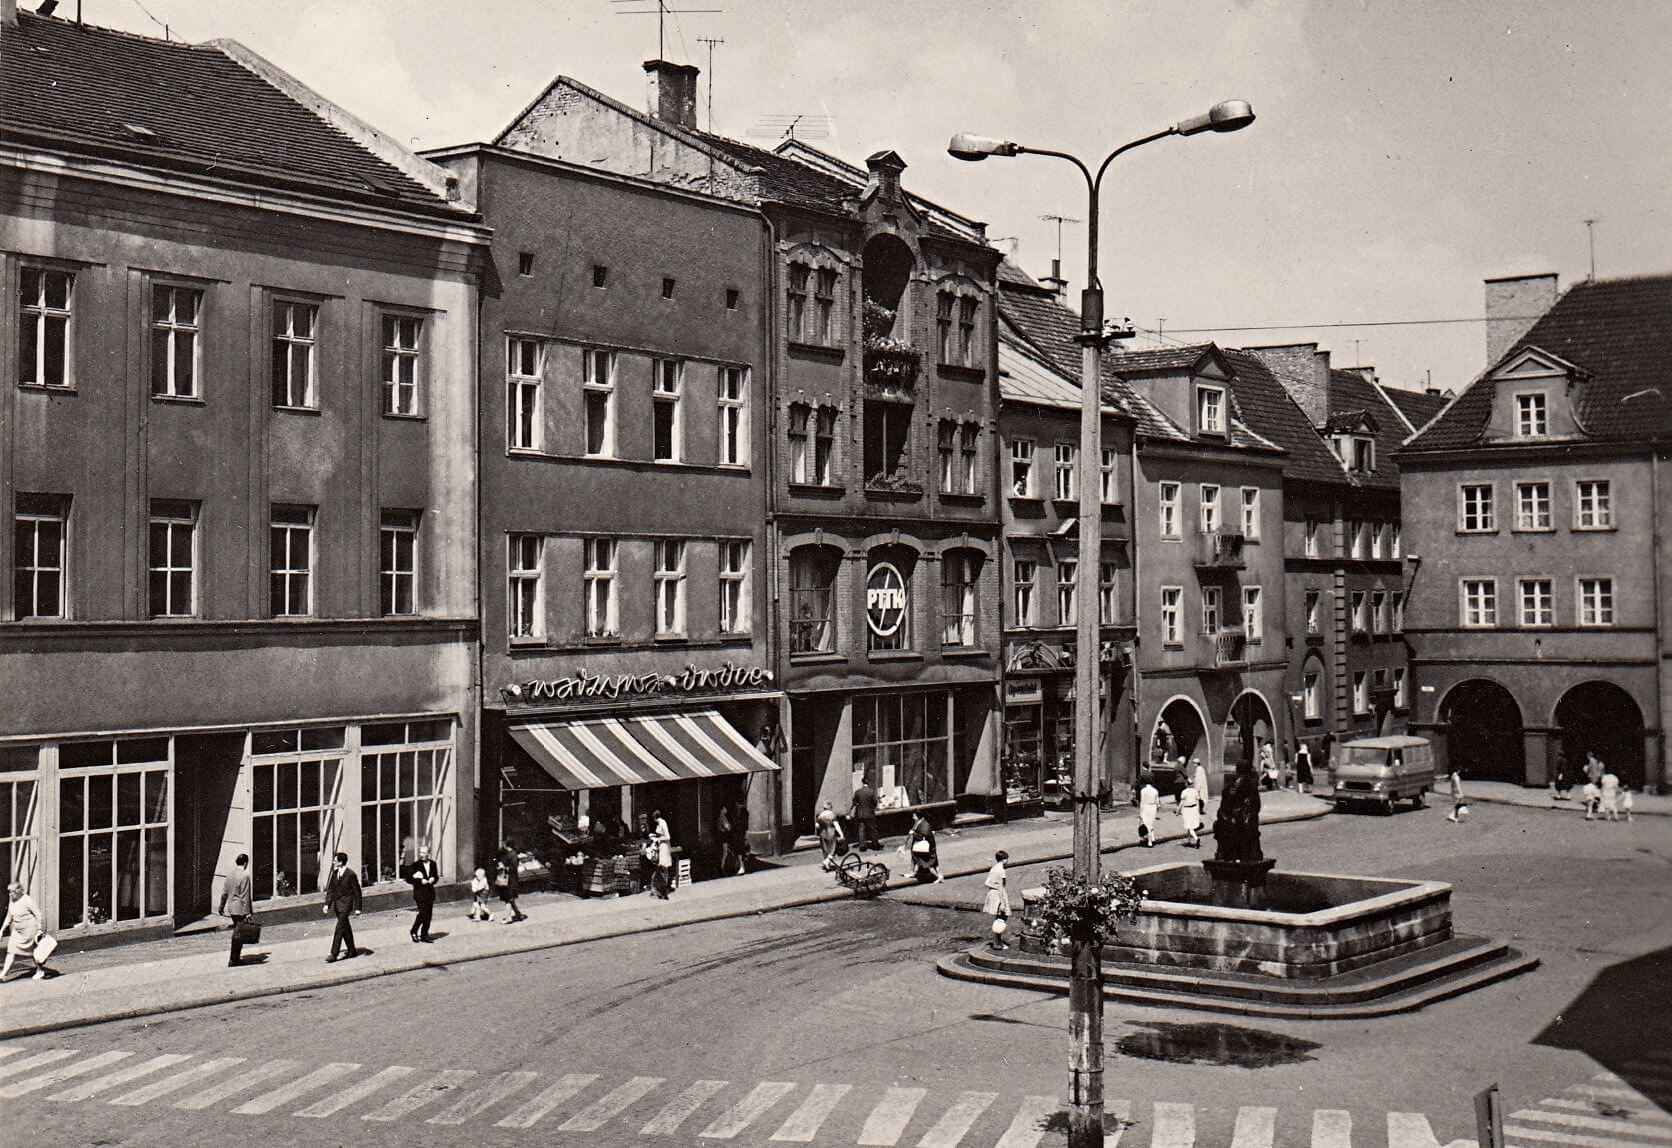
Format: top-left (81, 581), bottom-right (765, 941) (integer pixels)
top-left (507, 709), bottom-right (779, 791)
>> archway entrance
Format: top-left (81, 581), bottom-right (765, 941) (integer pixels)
top-left (1555, 682), bottom-right (1646, 789)
top-left (1439, 680), bottom-right (1524, 782)
top-left (1151, 698), bottom-right (1208, 773)
top-left (1224, 691), bottom-right (1274, 769)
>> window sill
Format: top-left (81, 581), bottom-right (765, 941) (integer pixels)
top-left (1162, 642), bottom-right (1185, 651)
top-left (1573, 525), bottom-right (1617, 533)
top-left (787, 482), bottom-right (846, 498)
top-left (653, 634), bottom-right (691, 643)
top-left (938, 492), bottom-right (985, 506)
top-left (151, 393), bottom-right (205, 406)
top-left (787, 341), bottom-right (845, 362)
top-left (1305, 632), bottom-right (1325, 644)
top-left (864, 484), bottom-right (924, 502)
top-left (1454, 529), bottom-right (1498, 536)
top-left (867, 650), bottom-right (923, 663)
top-left (507, 635), bottom-right (547, 649)
top-left (1510, 526), bottom-right (1555, 534)
top-left (1009, 494), bottom-right (1043, 504)
top-left (273, 405), bottom-right (322, 416)
top-left (936, 363), bottom-right (986, 382)
top-left (583, 634), bottom-right (624, 646)
top-left (940, 646), bottom-right (991, 658)
top-left (789, 650), bottom-right (844, 665)
top-left (381, 411), bottom-right (428, 422)
top-left (17, 383), bottom-right (76, 395)
top-left (507, 447), bottom-right (548, 459)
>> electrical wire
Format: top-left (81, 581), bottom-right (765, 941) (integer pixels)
top-left (1157, 314), bottom-right (1545, 335)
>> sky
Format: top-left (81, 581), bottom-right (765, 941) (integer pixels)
top-left (78, 0), bottom-right (1672, 395)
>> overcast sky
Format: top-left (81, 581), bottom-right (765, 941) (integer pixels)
top-left (89, 0), bottom-right (1671, 394)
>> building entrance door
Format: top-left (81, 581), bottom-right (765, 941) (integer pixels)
top-left (172, 733), bottom-right (244, 929)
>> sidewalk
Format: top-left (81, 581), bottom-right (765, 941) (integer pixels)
top-left (1462, 780), bottom-right (1672, 817)
top-left (0, 791), bottom-right (1329, 1038)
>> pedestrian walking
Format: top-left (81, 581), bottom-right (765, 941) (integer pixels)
top-left (649, 809), bottom-right (675, 898)
top-left (496, 839), bottom-right (528, 921)
top-left (815, 801), bottom-right (846, 871)
top-left (468, 866), bottom-right (492, 921)
top-left (906, 813), bottom-right (942, 883)
top-left (719, 797), bottom-right (750, 876)
top-left (406, 843), bottom-right (439, 942)
top-left (1550, 746), bottom-right (1572, 800)
top-left (1177, 783), bottom-right (1204, 848)
top-left (1319, 731), bottom-right (1335, 773)
top-left (984, 851), bottom-right (1011, 949)
top-left (850, 780), bottom-right (882, 851)
top-left (1191, 758), bottom-right (1212, 816)
top-left (1259, 741), bottom-right (1282, 790)
top-left (1294, 742), bottom-right (1314, 793)
top-left (322, 852), bottom-right (362, 962)
top-left (1582, 779), bottom-right (1601, 820)
top-left (1138, 780), bottom-right (1160, 847)
top-left (1600, 771), bottom-right (1621, 821)
top-left (217, 853), bottom-right (254, 967)
top-left (1445, 771), bottom-right (1470, 823)
top-left (1, 881), bottom-right (52, 982)
top-left (1585, 751), bottom-right (1605, 788)
top-left (1622, 787), bottom-right (1634, 822)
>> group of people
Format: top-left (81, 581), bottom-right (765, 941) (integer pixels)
top-left (814, 780), bottom-right (944, 884)
top-left (1136, 759), bottom-right (1214, 849)
top-left (1551, 752), bottom-right (1635, 822)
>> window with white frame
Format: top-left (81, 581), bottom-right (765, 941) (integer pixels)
top-left (359, 718), bottom-right (453, 888)
top-left (585, 349), bottom-right (618, 458)
top-left (960, 423), bottom-right (980, 495)
top-left (1201, 586), bottom-right (1222, 635)
top-left (719, 366), bottom-right (748, 466)
top-left (507, 534), bottom-right (543, 639)
top-left (1459, 484), bottom-right (1496, 532)
top-left (1304, 670), bottom-right (1322, 719)
top-left (1241, 488), bottom-right (1260, 539)
top-left (1098, 562), bottom-right (1117, 626)
top-left (937, 421), bottom-right (957, 494)
top-left (1099, 447), bottom-right (1118, 503)
top-left (1575, 480), bottom-right (1612, 529)
top-left (940, 551), bottom-right (977, 647)
top-left (1353, 671), bottom-right (1369, 715)
top-left (958, 297), bottom-right (978, 366)
top-left (1013, 559), bottom-right (1037, 626)
top-left (1394, 667), bottom-right (1408, 709)
top-left (1351, 590), bottom-right (1368, 633)
top-left (1515, 481), bottom-right (1552, 530)
top-left (270, 505), bottom-right (315, 617)
top-left (1305, 588), bottom-right (1321, 635)
top-left (271, 301), bottom-right (318, 409)
top-left (14, 493), bottom-right (67, 619)
top-left (719, 540), bottom-right (750, 635)
top-left (381, 314), bottom-right (422, 416)
top-left (1515, 392), bottom-right (1548, 438)
top-left (507, 337), bottom-right (543, 451)
top-left (1197, 384), bottom-right (1226, 434)
top-left (1518, 578), bottom-right (1552, 627)
top-left (1372, 589), bottom-right (1388, 633)
top-left (249, 728), bottom-right (344, 899)
top-left (1348, 519), bottom-right (1366, 559)
top-left (1056, 559), bottom-right (1077, 626)
top-left (1392, 591), bottom-right (1405, 632)
top-left (584, 537), bottom-right (618, 637)
top-left (1370, 521), bottom-right (1385, 559)
top-left (652, 359), bottom-right (683, 462)
top-left (1160, 586), bottom-right (1182, 644)
top-left (1391, 522), bottom-right (1402, 558)
top-left (19, 267), bottom-right (74, 389)
top-left (1200, 484), bottom-right (1221, 533)
top-left (1159, 482), bottom-right (1181, 538)
top-left (1461, 578), bottom-right (1498, 627)
top-left (1304, 518), bottom-right (1320, 557)
top-left (147, 499), bottom-right (197, 618)
top-left (789, 547), bottom-right (838, 653)
top-left (0, 766), bottom-right (39, 906)
top-left (1243, 585), bottom-right (1263, 643)
top-left (655, 539), bottom-right (688, 636)
top-left (151, 284), bottom-right (201, 398)
top-left (57, 738), bottom-right (170, 926)
top-left (379, 510), bottom-right (418, 617)
top-left (1578, 577), bottom-right (1614, 627)
top-left (1352, 437), bottom-right (1375, 473)
top-left (1053, 444), bottom-right (1077, 501)
top-left (1010, 440), bottom-right (1035, 497)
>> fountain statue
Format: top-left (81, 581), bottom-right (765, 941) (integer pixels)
top-left (1201, 723), bottom-right (1276, 907)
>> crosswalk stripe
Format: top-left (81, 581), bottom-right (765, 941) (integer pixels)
top-left (0, 1046), bottom-right (24, 1063)
top-left (860, 1086), bottom-right (928, 1146)
top-left (1504, 1125), bottom-right (1668, 1148)
top-left (362, 1069), bottom-right (476, 1122)
top-left (645, 1079), bottom-right (731, 1135)
top-left (110, 1057), bottom-right (246, 1107)
top-left (1570, 1088), bottom-right (1658, 1104)
top-left (0, 1049), bottom-right (77, 1081)
top-left (993, 1095), bottom-right (1059, 1148)
top-left (0, 1050), bottom-right (132, 1098)
top-left (1597, 1075), bottom-right (1625, 1084)
top-left (1542, 1100), bottom-right (1672, 1124)
top-left (296, 1066), bottom-right (417, 1118)
top-left (1512, 1111), bottom-right (1672, 1141)
top-left (428, 1070), bottom-right (541, 1126)
top-left (1154, 1100), bottom-right (1197, 1148)
top-left (772, 1082), bottom-right (852, 1142)
top-left (496, 1072), bottom-right (599, 1130)
top-left (1313, 1109), bottom-right (1353, 1148)
top-left (916, 1090), bottom-right (997, 1148)
top-left (701, 1081), bottom-right (799, 1139)
top-left (1389, 1111), bottom-right (1479, 1148)
top-left (173, 1059), bottom-right (298, 1110)
top-left (54, 1054), bottom-right (193, 1103)
top-left (1104, 1099), bottom-right (1133, 1147)
top-left (1232, 1106), bottom-right (1278, 1148)
top-left (233, 1062), bottom-right (360, 1115)
top-left (559, 1075), bottom-right (663, 1132)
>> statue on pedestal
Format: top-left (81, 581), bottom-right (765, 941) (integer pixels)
top-left (1212, 758), bottom-right (1264, 864)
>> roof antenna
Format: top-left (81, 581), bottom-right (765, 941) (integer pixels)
top-left (613, 0), bottom-right (721, 62)
top-left (1583, 218), bottom-right (1598, 282)
top-left (697, 36), bottom-right (724, 131)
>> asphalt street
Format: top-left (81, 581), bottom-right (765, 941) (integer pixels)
top-left (4, 803), bottom-right (1668, 1147)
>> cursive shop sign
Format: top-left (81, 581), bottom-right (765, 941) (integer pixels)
top-left (865, 561), bottom-right (907, 637)
top-left (503, 662), bottom-right (774, 704)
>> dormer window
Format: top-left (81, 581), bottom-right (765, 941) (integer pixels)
top-left (1515, 392), bottom-right (1548, 437)
top-left (1196, 385), bottom-right (1226, 435)
top-left (1352, 437), bottom-right (1374, 472)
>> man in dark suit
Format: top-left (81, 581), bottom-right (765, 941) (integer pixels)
top-left (217, 853), bottom-right (253, 967)
top-left (406, 844), bottom-right (439, 943)
top-left (322, 851), bottom-right (362, 962)
top-left (850, 781), bottom-right (881, 851)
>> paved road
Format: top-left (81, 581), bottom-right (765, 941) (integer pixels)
top-left (4, 804), bottom-right (1668, 1147)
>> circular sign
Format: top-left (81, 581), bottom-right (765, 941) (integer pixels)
top-left (865, 561), bottom-right (908, 637)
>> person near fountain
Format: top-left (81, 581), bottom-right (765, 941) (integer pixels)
top-left (1176, 781), bottom-right (1203, 848)
top-left (983, 851), bottom-right (1011, 949)
top-left (1581, 777), bottom-right (1600, 820)
top-left (1599, 769), bottom-right (1621, 821)
top-left (1138, 779), bottom-right (1160, 847)
top-left (1191, 758), bottom-right (1211, 817)
top-left (1293, 741), bottom-right (1314, 793)
top-left (1445, 771), bottom-right (1470, 823)
top-left (1259, 741), bottom-right (1282, 790)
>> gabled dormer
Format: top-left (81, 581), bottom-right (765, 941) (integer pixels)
top-left (1325, 410), bottom-right (1379, 474)
top-left (1110, 345), bottom-right (1234, 442)
top-left (1481, 346), bottom-right (1589, 443)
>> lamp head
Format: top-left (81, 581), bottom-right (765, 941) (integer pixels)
top-left (947, 133), bottom-right (1021, 161)
top-left (1174, 99), bottom-right (1256, 137)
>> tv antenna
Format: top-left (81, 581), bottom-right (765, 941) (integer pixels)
top-left (1040, 213), bottom-right (1081, 265)
top-left (1583, 218), bottom-right (1598, 281)
top-left (697, 36), bottom-right (724, 130)
top-left (746, 114), bottom-right (832, 141)
top-left (613, 0), bottom-right (721, 62)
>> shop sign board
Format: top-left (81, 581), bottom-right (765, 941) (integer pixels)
top-left (865, 562), bottom-right (907, 637)
top-left (504, 662), bottom-right (773, 704)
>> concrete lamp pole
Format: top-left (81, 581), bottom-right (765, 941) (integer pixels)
top-left (948, 98), bottom-right (1254, 1148)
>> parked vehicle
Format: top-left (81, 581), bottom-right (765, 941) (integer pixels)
top-left (1331, 735), bottom-right (1435, 814)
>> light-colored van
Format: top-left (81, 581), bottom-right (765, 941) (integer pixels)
top-left (1331, 735), bottom-right (1435, 814)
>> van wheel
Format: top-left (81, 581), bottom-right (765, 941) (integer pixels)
top-left (1382, 797), bottom-right (1396, 816)
top-left (1413, 790), bottom-right (1426, 809)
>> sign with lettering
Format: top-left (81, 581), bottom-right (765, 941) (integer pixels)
top-left (504, 662), bottom-right (774, 705)
top-left (865, 561), bottom-right (907, 637)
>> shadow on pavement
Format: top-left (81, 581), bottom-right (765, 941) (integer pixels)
top-left (1115, 1020), bottom-right (1321, 1069)
top-left (1534, 942), bottom-right (1672, 1113)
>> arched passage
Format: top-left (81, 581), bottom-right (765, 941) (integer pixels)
top-left (1439, 679), bottom-right (1525, 783)
top-left (1224, 690), bottom-right (1275, 769)
top-left (1555, 682), bottom-right (1646, 789)
top-left (1150, 696), bottom-right (1209, 774)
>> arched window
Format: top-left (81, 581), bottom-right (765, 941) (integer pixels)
top-left (940, 548), bottom-right (983, 647)
top-left (865, 545), bottom-right (916, 652)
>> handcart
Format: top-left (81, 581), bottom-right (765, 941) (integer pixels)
top-left (833, 849), bottom-right (890, 898)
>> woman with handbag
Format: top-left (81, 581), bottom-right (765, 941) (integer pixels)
top-left (908, 813), bottom-right (942, 884)
top-left (2, 880), bottom-right (52, 981)
top-left (815, 802), bottom-right (845, 871)
top-left (218, 854), bottom-right (257, 967)
top-left (496, 839), bottom-right (527, 923)
top-left (648, 810), bottom-right (675, 898)
top-left (983, 851), bottom-right (1011, 948)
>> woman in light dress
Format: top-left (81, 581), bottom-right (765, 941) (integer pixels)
top-left (1176, 783), bottom-right (1204, 848)
top-left (983, 851), bottom-right (1012, 949)
top-left (1138, 781), bottom-right (1160, 847)
top-left (1, 882), bottom-right (50, 981)
top-left (1599, 771), bottom-right (1621, 821)
top-left (1191, 759), bottom-right (1211, 818)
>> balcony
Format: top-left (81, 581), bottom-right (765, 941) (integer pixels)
top-left (863, 343), bottom-right (920, 391)
top-left (1202, 630), bottom-right (1247, 668)
top-left (1193, 529), bottom-right (1246, 570)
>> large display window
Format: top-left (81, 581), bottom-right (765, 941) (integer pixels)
top-left (852, 691), bottom-right (950, 809)
top-left (0, 751), bottom-right (39, 901)
top-left (57, 737), bottom-right (171, 928)
top-left (360, 719), bottom-right (454, 886)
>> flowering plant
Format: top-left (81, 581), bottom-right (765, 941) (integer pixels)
top-left (1031, 866), bottom-right (1144, 949)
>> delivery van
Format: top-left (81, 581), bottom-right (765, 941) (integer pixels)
top-left (1331, 735), bottom-right (1435, 814)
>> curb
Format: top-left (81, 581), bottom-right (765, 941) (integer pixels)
top-left (1462, 793), bottom-right (1669, 818)
top-left (0, 800), bottom-right (1330, 1039)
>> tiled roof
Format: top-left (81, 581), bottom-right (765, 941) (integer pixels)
top-left (1378, 385), bottom-right (1450, 434)
top-left (1220, 351), bottom-right (1351, 486)
top-left (771, 139), bottom-right (989, 244)
top-left (1101, 346), bottom-right (1217, 374)
top-left (1326, 369), bottom-right (1408, 488)
top-left (999, 339), bottom-right (1122, 415)
top-left (1407, 274), bottom-right (1672, 451)
top-left (0, 11), bottom-right (458, 217)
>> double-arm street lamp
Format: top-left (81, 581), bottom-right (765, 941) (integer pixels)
top-left (948, 99), bottom-right (1254, 1148)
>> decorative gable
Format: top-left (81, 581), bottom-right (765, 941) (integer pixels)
top-left (1482, 345), bottom-right (1589, 442)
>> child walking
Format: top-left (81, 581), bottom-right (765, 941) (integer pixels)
top-left (984, 851), bottom-right (1012, 950)
top-left (468, 866), bottom-right (491, 921)
top-left (1445, 770), bottom-right (1470, 823)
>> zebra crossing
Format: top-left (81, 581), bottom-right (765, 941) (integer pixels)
top-left (0, 1038), bottom-right (1593, 1146)
top-left (1504, 1063), bottom-right (1672, 1148)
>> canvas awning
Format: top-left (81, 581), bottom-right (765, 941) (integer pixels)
top-left (507, 709), bottom-right (779, 791)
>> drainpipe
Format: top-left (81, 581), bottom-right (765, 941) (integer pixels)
top-left (759, 209), bottom-right (794, 850)
top-left (1127, 431), bottom-right (1144, 798)
top-left (1653, 448), bottom-right (1666, 793)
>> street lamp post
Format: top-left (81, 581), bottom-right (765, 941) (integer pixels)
top-left (949, 99), bottom-right (1254, 1148)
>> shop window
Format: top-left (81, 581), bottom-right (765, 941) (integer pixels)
top-left (719, 540), bottom-right (750, 635)
top-left (271, 300), bottom-right (318, 409)
top-left (1056, 559), bottom-right (1077, 626)
top-left (584, 537), bottom-right (618, 637)
top-left (14, 493), bottom-right (68, 619)
top-left (585, 349), bottom-right (617, 458)
top-left (718, 366), bottom-right (748, 466)
top-left (653, 359), bottom-right (683, 462)
top-left (147, 499), bottom-right (198, 618)
top-left (270, 504), bottom-right (315, 618)
top-left (654, 540), bottom-right (687, 637)
top-left (56, 738), bottom-right (170, 927)
top-left (360, 725), bottom-right (453, 887)
top-left (507, 337), bottom-right (543, 452)
top-left (0, 765), bottom-right (40, 905)
top-left (507, 534), bottom-right (544, 639)
top-left (19, 266), bottom-right (74, 389)
top-left (1054, 444), bottom-right (1077, 502)
top-left (789, 546), bottom-right (838, 653)
top-left (863, 400), bottom-right (912, 486)
top-left (940, 550), bottom-right (978, 647)
top-left (852, 691), bottom-right (950, 810)
top-left (379, 510), bottom-right (419, 617)
top-left (250, 748), bottom-right (341, 901)
top-left (151, 284), bottom-right (201, 399)
top-left (380, 314), bottom-right (423, 416)
top-left (1002, 700), bottom-right (1044, 805)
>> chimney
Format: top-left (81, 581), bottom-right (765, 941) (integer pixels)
top-left (1343, 365), bottom-right (1377, 385)
top-left (1042, 258), bottom-right (1068, 302)
top-left (1244, 343), bottom-right (1332, 427)
top-left (864, 150), bottom-right (907, 206)
top-left (1484, 272), bottom-right (1557, 366)
top-left (643, 59), bottom-right (699, 131)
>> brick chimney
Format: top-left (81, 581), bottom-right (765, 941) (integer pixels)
top-left (1042, 258), bottom-right (1068, 302)
top-left (1243, 343), bottom-right (1332, 427)
top-left (1484, 273), bottom-right (1557, 366)
top-left (865, 150), bottom-right (907, 206)
top-left (643, 59), bottom-right (699, 131)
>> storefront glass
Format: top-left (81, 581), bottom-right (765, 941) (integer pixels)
top-left (57, 737), bottom-right (170, 927)
top-left (1001, 700), bottom-right (1045, 803)
top-left (0, 753), bottom-right (39, 900)
top-left (360, 719), bottom-right (454, 886)
top-left (853, 691), bottom-right (949, 809)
